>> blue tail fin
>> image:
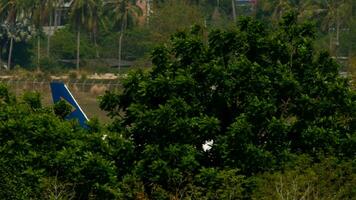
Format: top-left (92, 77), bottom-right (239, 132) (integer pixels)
top-left (50, 82), bottom-right (89, 127)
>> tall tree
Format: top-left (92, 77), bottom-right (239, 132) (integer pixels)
top-left (33, 0), bottom-right (49, 72)
top-left (106, 0), bottom-right (141, 72)
top-left (69, 0), bottom-right (96, 71)
top-left (87, 0), bottom-right (104, 58)
top-left (100, 14), bottom-right (356, 184)
top-left (45, 0), bottom-right (60, 57)
top-left (318, 0), bottom-right (353, 56)
top-left (0, 6), bottom-right (6, 70)
top-left (0, 0), bottom-right (23, 70)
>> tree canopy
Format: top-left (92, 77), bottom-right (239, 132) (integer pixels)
top-left (0, 0), bottom-right (355, 74)
top-left (101, 13), bottom-right (355, 172)
top-left (0, 13), bottom-right (355, 199)
top-left (101, 13), bottom-right (355, 197)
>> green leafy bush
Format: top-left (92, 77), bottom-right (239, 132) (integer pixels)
top-left (251, 157), bottom-right (356, 200)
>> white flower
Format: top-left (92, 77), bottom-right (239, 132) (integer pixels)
top-left (102, 134), bottom-right (108, 140)
top-left (203, 140), bottom-right (213, 151)
top-left (210, 85), bottom-right (217, 91)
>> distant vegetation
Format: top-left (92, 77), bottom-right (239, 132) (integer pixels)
top-left (0, 0), bottom-right (355, 76)
top-left (0, 13), bottom-right (355, 199)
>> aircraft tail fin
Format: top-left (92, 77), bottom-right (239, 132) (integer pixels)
top-left (50, 82), bottom-right (88, 127)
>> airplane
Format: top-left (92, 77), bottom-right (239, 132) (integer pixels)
top-left (50, 82), bottom-right (89, 128)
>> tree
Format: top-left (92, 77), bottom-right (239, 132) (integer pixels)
top-left (32, 0), bottom-right (48, 71)
top-left (148, 0), bottom-right (205, 43)
top-left (106, 0), bottom-right (141, 72)
top-left (318, 0), bottom-right (353, 56)
top-left (101, 13), bottom-right (355, 179)
top-left (0, 24), bottom-right (7, 70)
top-left (69, 0), bottom-right (96, 71)
top-left (0, 0), bottom-right (23, 70)
top-left (0, 84), bottom-right (134, 199)
top-left (47, 0), bottom-right (63, 57)
top-left (87, 0), bottom-right (104, 58)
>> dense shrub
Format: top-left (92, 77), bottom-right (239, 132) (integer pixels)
top-left (251, 157), bottom-right (356, 200)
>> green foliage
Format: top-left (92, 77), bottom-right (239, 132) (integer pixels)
top-left (134, 144), bottom-right (200, 191)
top-left (0, 87), bottom-right (135, 199)
top-left (101, 13), bottom-right (355, 185)
top-left (191, 168), bottom-right (245, 199)
top-left (1, 0), bottom-right (356, 73)
top-left (0, 84), bottom-right (15, 104)
top-left (37, 57), bottom-right (63, 72)
top-left (251, 157), bottom-right (356, 200)
top-left (22, 92), bottom-right (42, 110)
top-left (149, 1), bottom-right (205, 43)
top-left (0, 162), bottom-right (32, 200)
top-left (12, 41), bottom-right (33, 68)
top-left (51, 27), bottom-right (95, 60)
top-left (0, 13), bottom-right (355, 199)
top-left (40, 176), bottom-right (75, 200)
top-left (53, 100), bottom-right (73, 119)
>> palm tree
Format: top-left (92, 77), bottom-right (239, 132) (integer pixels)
top-left (0, 0), bottom-right (24, 70)
top-left (44, 0), bottom-right (66, 57)
top-left (271, 0), bottom-right (293, 21)
top-left (45, 0), bottom-right (59, 57)
top-left (106, 0), bottom-right (141, 72)
top-left (69, 0), bottom-right (96, 71)
top-left (231, 0), bottom-right (236, 22)
top-left (0, 4), bottom-right (6, 70)
top-left (316, 0), bottom-right (353, 55)
top-left (32, 0), bottom-right (49, 72)
top-left (87, 0), bottom-right (104, 58)
top-left (0, 25), bottom-right (6, 70)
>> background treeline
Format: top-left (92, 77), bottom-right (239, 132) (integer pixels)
top-left (1, 13), bottom-right (355, 199)
top-left (0, 0), bottom-right (355, 74)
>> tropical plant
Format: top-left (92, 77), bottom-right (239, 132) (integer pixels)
top-left (69, 0), bottom-right (97, 71)
top-left (32, 0), bottom-right (49, 71)
top-left (318, 0), bottom-right (353, 56)
top-left (0, 0), bottom-right (23, 69)
top-left (105, 0), bottom-right (142, 72)
top-left (86, 0), bottom-right (105, 58)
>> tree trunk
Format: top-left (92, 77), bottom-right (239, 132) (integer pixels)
top-left (76, 28), bottom-right (81, 71)
top-left (94, 31), bottom-right (99, 58)
top-left (7, 37), bottom-right (14, 70)
top-left (118, 32), bottom-right (123, 73)
top-left (47, 13), bottom-right (52, 57)
top-left (335, 10), bottom-right (340, 59)
top-left (54, 8), bottom-right (58, 29)
top-left (118, 10), bottom-right (128, 74)
top-left (37, 36), bottom-right (41, 72)
top-left (147, 0), bottom-right (151, 25)
top-left (0, 45), bottom-right (2, 70)
top-left (232, 0), bottom-right (236, 22)
top-left (58, 10), bottom-right (62, 26)
top-left (329, 33), bottom-right (332, 54)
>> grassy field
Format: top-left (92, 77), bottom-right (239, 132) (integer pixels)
top-left (3, 81), bottom-right (114, 124)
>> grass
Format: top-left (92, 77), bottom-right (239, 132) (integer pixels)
top-left (5, 82), bottom-right (112, 124)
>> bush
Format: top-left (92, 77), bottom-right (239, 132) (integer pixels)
top-left (251, 157), bottom-right (356, 200)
